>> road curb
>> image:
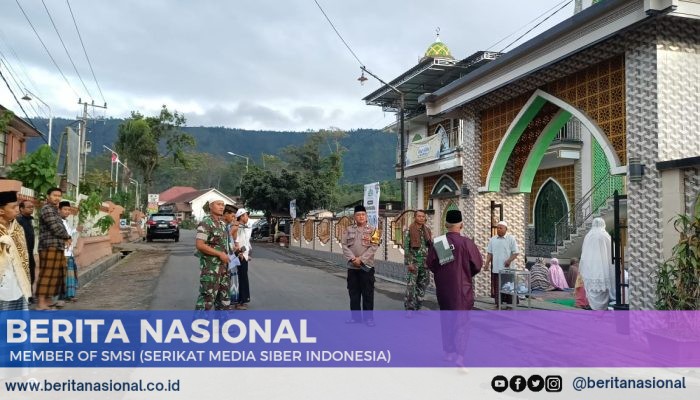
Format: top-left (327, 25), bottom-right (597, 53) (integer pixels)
top-left (77, 253), bottom-right (123, 288)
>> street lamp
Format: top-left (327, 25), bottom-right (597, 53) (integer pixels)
top-left (103, 145), bottom-right (122, 196)
top-left (359, 66), bottom-right (405, 211)
top-left (227, 151), bottom-right (249, 172)
top-left (21, 90), bottom-right (53, 147)
top-left (129, 178), bottom-right (140, 211)
top-left (227, 151), bottom-right (250, 198)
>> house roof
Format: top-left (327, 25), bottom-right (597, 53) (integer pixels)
top-left (419, 0), bottom-right (683, 115)
top-left (163, 188), bottom-right (236, 206)
top-left (166, 189), bottom-right (212, 204)
top-left (158, 186), bottom-right (197, 203)
top-left (0, 104), bottom-right (43, 138)
top-left (362, 51), bottom-right (499, 115)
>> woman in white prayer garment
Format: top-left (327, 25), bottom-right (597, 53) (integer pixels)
top-left (579, 217), bottom-right (615, 310)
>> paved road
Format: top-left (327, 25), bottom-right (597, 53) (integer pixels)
top-left (149, 229), bottom-right (411, 310)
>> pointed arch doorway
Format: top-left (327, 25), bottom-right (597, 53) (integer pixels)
top-left (534, 179), bottom-right (569, 245)
top-left (429, 174), bottom-right (460, 235)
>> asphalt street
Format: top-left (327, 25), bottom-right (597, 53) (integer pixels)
top-left (69, 229), bottom-right (417, 311)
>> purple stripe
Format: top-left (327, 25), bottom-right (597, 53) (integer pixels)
top-left (1, 311), bottom-right (698, 367)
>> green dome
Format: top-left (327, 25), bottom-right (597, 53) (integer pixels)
top-left (424, 37), bottom-right (453, 60)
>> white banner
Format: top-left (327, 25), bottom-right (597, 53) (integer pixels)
top-left (290, 199), bottom-right (297, 219)
top-left (66, 127), bottom-right (80, 186)
top-left (148, 194), bottom-right (159, 203)
top-left (363, 182), bottom-right (380, 228)
top-left (405, 134), bottom-right (441, 167)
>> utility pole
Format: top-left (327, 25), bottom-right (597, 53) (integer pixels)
top-left (360, 66), bottom-right (406, 211)
top-left (76, 98), bottom-right (107, 200)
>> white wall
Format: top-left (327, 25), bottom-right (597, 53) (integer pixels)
top-left (190, 191), bottom-right (235, 221)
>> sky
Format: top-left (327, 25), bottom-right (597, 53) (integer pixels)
top-left (0, 0), bottom-right (579, 133)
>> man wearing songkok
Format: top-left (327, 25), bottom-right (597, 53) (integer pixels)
top-left (0, 180), bottom-right (31, 310)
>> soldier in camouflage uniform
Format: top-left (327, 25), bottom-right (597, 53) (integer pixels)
top-left (403, 210), bottom-right (432, 312)
top-left (194, 199), bottom-right (231, 310)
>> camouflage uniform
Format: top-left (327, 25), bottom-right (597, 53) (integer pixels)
top-left (195, 215), bottom-right (231, 310)
top-left (403, 228), bottom-right (431, 310)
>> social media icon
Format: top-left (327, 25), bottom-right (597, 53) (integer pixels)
top-left (545, 375), bottom-right (563, 392)
top-left (509, 375), bottom-right (526, 392)
top-left (527, 375), bottom-right (544, 392)
top-left (491, 375), bottom-right (508, 393)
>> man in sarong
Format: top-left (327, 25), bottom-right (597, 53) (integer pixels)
top-left (36, 187), bottom-right (71, 310)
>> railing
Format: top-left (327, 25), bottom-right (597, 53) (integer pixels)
top-left (554, 171), bottom-right (624, 247)
top-left (390, 210), bottom-right (414, 249)
top-left (333, 216), bottom-right (352, 242)
top-left (316, 218), bottom-right (331, 244)
top-left (555, 118), bottom-right (582, 142)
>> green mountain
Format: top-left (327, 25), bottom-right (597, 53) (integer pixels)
top-left (26, 117), bottom-right (397, 185)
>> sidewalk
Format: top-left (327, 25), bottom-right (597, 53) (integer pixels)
top-left (62, 246), bottom-right (169, 310)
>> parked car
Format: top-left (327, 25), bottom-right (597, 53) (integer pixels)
top-left (146, 213), bottom-right (179, 242)
top-left (251, 219), bottom-right (269, 240)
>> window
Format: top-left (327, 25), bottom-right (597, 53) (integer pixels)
top-left (435, 125), bottom-right (449, 152)
top-left (0, 132), bottom-right (6, 166)
top-left (431, 175), bottom-right (459, 196)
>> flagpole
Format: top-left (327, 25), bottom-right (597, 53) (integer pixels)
top-left (103, 145), bottom-right (120, 197)
top-left (110, 156), bottom-right (114, 197)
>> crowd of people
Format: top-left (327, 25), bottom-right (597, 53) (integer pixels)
top-left (513, 217), bottom-right (617, 310)
top-left (0, 183), bottom-right (78, 311)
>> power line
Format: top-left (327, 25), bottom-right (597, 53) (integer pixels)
top-left (66, 0), bottom-right (106, 105)
top-left (0, 27), bottom-right (42, 96)
top-left (14, 0), bottom-right (80, 98)
top-left (0, 57), bottom-right (47, 121)
top-left (313, 0), bottom-right (364, 67)
top-left (0, 67), bottom-right (47, 144)
top-left (485, 0), bottom-right (571, 52)
top-left (499, 0), bottom-right (573, 53)
top-left (41, 0), bottom-right (93, 99)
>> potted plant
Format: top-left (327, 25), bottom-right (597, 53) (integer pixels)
top-left (656, 193), bottom-right (700, 310)
top-left (648, 193), bottom-right (700, 362)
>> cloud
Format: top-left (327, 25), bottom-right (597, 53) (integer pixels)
top-left (0, 0), bottom-right (575, 131)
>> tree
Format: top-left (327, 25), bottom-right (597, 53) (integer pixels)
top-left (115, 106), bottom-right (195, 195)
top-left (0, 109), bottom-right (13, 134)
top-left (239, 167), bottom-right (291, 220)
top-left (280, 128), bottom-right (346, 211)
top-left (8, 145), bottom-right (57, 199)
top-left (81, 169), bottom-right (113, 198)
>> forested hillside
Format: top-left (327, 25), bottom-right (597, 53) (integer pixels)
top-left (27, 117), bottom-right (396, 184)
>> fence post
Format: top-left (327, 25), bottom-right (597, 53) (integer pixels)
top-left (384, 216), bottom-right (388, 261)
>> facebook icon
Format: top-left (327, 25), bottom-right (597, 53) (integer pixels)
top-left (509, 375), bottom-right (526, 392)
